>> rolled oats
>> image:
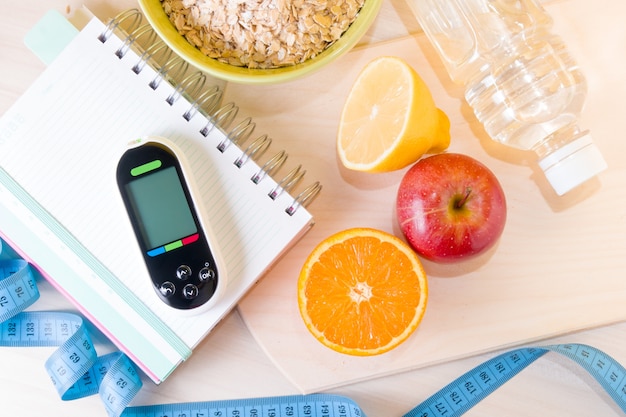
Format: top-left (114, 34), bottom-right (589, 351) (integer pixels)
top-left (160, 0), bottom-right (365, 69)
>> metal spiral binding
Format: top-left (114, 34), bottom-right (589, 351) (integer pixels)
top-left (115, 23), bottom-right (157, 59)
top-left (132, 39), bottom-right (170, 74)
top-left (218, 117), bottom-right (255, 153)
top-left (149, 56), bottom-right (189, 90)
top-left (183, 86), bottom-right (222, 121)
top-left (200, 102), bottom-right (239, 137)
top-left (96, 8), bottom-right (322, 217)
top-left (285, 182), bottom-right (322, 215)
top-left (234, 134), bottom-right (272, 168)
top-left (251, 150), bottom-right (288, 184)
top-left (269, 165), bottom-right (306, 201)
top-left (98, 9), bottom-right (142, 43)
top-left (166, 71), bottom-right (206, 105)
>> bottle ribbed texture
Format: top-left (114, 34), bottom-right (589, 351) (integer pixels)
top-left (408, 0), bottom-right (607, 195)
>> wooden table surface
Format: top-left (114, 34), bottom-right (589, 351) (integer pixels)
top-left (2, 1), bottom-right (626, 416)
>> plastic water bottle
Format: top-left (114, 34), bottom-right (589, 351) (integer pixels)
top-left (406, 0), bottom-right (607, 195)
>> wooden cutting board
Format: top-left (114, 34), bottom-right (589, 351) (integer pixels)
top-left (224, 0), bottom-right (626, 393)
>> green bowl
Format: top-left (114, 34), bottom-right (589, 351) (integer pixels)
top-left (138, 0), bottom-right (382, 85)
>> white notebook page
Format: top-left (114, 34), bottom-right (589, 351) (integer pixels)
top-left (0, 15), bottom-right (315, 382)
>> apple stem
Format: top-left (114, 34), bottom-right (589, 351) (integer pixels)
top-left (456, 187), bottom-right (472, 208)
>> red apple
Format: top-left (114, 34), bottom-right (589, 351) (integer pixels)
top-left (396, 153), bottom-right (506, 263)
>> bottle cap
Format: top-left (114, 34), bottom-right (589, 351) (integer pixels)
top-left (538, 132), bottom-right (607, 196)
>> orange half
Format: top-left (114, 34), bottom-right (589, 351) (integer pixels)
top-left (297, 228), bottom-right (428, 355)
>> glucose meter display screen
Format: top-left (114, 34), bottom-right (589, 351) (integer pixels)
top-left (125, 166), bottom-right (197, 250)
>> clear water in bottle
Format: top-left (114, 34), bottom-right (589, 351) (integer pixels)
top-left (407, 0), bottom-right (607, 195)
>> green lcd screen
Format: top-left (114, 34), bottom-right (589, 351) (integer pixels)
top-left (125, 166), bottom-right (197, 250)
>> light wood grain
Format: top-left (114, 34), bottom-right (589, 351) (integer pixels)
top-left (232, 0), bottom-right (626, 393)
top-left (1, 1), bottom-right (626, 416)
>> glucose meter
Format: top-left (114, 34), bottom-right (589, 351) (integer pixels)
top-left (116, 136), bottom-right (225, 311)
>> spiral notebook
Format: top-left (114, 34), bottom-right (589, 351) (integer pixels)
top-left (0, 9), bottom-right (320, 384)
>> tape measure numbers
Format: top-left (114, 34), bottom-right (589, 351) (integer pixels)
top-left (114, 344), bottom-right (626, 417)
top-left (0, 259), bottom-right (39, 322)
top-left (404, 344), bottom-right (626, 417)
top-left (122, 393), bottom-right (364, 417)
top-left (2, 249), bottom-right (626, 417)
top-left (0, 258), bottom-right (142, 416)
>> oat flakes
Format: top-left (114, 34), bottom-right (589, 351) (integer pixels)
top-left (161, 0), bottom-right (365, 69)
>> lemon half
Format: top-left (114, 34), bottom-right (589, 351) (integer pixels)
top-left (337, 56), bottom-right (450, 172)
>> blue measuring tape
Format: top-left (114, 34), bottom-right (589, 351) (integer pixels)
top-left (0, 255), bottom-right (142, 417)
top-left (2, 241), bottom-right (626, 417)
